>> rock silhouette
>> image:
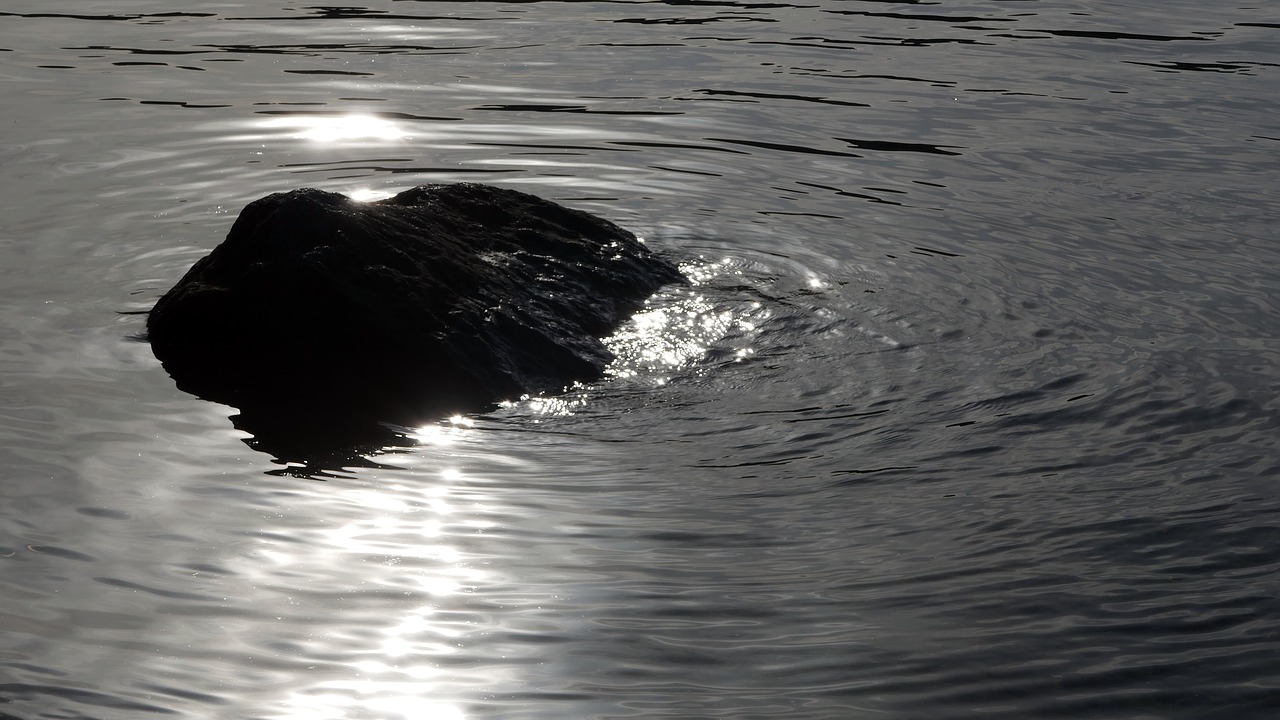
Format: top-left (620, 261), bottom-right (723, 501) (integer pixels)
top-left (147, 183), bottom-right (683, 441)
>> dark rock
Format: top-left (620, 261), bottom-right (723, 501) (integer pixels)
top-left (147, 183), bottom-right (683, 437)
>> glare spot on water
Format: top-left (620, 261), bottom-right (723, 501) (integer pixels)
top-left (411, 415), bottom-right (475, 446)
top-left (347, 187), bottom-right (395, 202)
top-left (258, 113), bottom-right (409, 143)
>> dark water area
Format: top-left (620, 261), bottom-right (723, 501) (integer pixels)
top-left (2, 1), bottom-right (1278, 718)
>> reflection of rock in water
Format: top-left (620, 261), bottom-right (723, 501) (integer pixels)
top-left (146, 183), bottom-right (683, 451)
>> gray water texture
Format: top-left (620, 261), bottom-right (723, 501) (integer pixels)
top-left (1, 1), bottom-right (1278, 718)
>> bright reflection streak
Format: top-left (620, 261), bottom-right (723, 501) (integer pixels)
top-left (258, 463), bottom-right (492, 720)
top-left (258, 114), bottom-right (409, 143)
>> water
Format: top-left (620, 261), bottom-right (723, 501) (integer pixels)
top-left (2, 1), bottom-right (1278, 718)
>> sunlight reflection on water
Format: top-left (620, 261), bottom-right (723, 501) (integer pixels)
top-left (277, 682), bottom-right (467, 720)
top-left (197, 109), bottom-right (699, 199)
top-left (259, 114), bottom-right (412, 143)
top-left (254, 450), bottom-right (493, 720)
top-left (605, 256), bottom-right (761, 378)
top-left (410, 415), bottom-right (477, 446)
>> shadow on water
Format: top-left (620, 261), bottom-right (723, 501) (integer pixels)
top-left (232, 414), bottom-right (414, 478)
top-left (123, 317), bottom-right (407, 475)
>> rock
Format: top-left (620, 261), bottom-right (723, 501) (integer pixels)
top-left (147, 183), bottom-right (683, 437)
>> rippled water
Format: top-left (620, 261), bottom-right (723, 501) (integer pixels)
top-left (2, 1), bottom-right (1278, 718)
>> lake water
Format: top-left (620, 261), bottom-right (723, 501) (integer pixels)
top-left (1, 1), bottom-right (1278, 718)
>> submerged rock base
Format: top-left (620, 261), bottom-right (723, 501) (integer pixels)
top-left (147, 183), bottom-right (683, 438)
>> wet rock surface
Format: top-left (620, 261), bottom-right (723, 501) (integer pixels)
top-left (147, 183), bottom-right (683, 441)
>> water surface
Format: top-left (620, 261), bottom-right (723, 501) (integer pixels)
top-left (1, 1), bottom-right (1278, 718)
